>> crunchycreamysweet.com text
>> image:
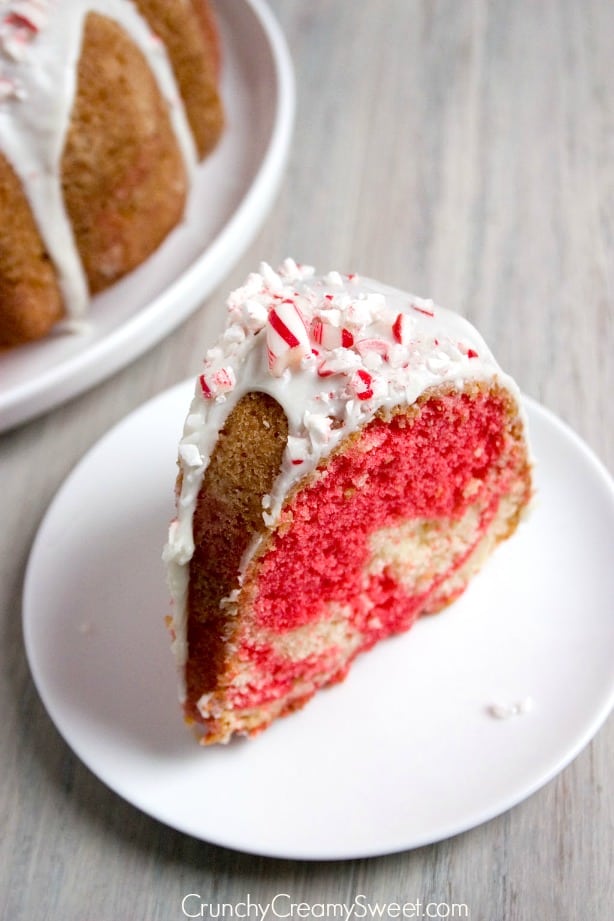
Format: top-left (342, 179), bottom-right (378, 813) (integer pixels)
top-left (181, 893), bottom-right (470, 920)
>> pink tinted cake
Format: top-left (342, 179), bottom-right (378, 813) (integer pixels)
top-left (164, 260), bottom-right (533, 744)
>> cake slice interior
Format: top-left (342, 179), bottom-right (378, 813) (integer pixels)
top-left (184, 381), bottom-right (531, 743)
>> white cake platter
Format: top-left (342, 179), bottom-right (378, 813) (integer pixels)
top-left (23, 385), bottom-right (614, 859)
top-left (0, 0), bottom-right (295, 432)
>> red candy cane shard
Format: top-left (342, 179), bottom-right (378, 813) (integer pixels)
top-left (458, 342), bottom-right (479, 359)
top-left (355, 337), bottom-right (389, 360)
top-left (391, 313), bottom-right (411, 345)
top-left (267, 301), bottom-right (311, 375)
top-left (351, 368), bottom-right (374, 401)
top-left (311, 317), bottom-right (324, 345)
top-left (411, 304), bottom-right (434, 318)
top-left (6, 0), bottom-right (48, 33)
top-left (198, 373), bottom-right (212, 397)
top-left (317, 360), bottom-right (335, 378)
top-left (199, 366), bottom-right (235, 399)
top-left (311, 317), bottom-right (354, 350)
top-left (268, 305), bottom-right (302, 348)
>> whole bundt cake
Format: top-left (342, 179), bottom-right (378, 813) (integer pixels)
top-left (0, 0), bottom-right (223, 348)
top-left (163, 260), bottom-right (533, 744)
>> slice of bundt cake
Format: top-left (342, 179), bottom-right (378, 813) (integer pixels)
top-left (0, 0), bottom-right (224, 348)
top-left (164, 260), bottom-right (533, 744)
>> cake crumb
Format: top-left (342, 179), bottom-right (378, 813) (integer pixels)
top-left (487, 696), bottom-right (534, 720)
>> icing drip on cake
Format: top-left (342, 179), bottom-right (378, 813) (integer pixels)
top-left (163, 260), bottom-right (524, 686)
top-left (0, 0), bottom-right (197, 319)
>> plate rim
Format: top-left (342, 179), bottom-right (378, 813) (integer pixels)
top-left (0, 0), bottom-right (295, 432)
top-left (22, 388), bottom-right (614, 860)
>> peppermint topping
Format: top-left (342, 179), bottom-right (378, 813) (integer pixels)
top-left (350, 368), bottom-right (375, 401)
top-left (0, 0), bottom-right (48, 65)
top-left (354, 337), bottom-right (390, 362)
top-left (199, 366), bottom-right (236, 400)
top-left (286, 435), bottom-right (308, 465)
top-left (410, 298), bottom-right (435, 318)
top-left (190, 261), bottom-right (498, 517)
top-left (311, 315), bottom-right (354, 350)
top-left (0, 73), bottom-right (21, 98)
top-left (266, 300), bottom-right (311, 376)
top-left (317, 348), bottom-right (361, 378)
top-left (392, 312), bottom-right (412, 345)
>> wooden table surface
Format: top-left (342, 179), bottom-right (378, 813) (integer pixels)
top-left (1, 1), bottom-right (612, 918)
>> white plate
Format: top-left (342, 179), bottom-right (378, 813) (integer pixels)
top-left (0, 0), bottom-right (294, 432)
top-left (23, 385), bottom-right (614, 860)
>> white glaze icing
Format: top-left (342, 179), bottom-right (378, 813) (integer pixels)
top-left (162, 260), bottom-right (525, 690)
top-left (0, 0), bottom-right (197, 318)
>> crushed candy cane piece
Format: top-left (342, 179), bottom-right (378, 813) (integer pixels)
top-left (392, 312), bottom-right (412, 345)
top-left (411, 300), bottom-right (435, 318)
top-left (311, 316), bottom-right (354, 350)
top-left (267, 299), bottom-right (311, 375)
top-left (355, 337), bottom-right (389, 361)
top-left (286, 435), bottom-right (309, 465)
top-left (488, 697), bottom-right (534, 720)
top-left (0, 0), bottom-right (48, 62)
top-left (199, 366), bottom-right (236, 399)
top-left (317, 349), bottom-right (361, 378)
top-left (426, 352), bottom-right (450, 374)
top-left (350, 368), bottom-right (374, 401)
top-left (240, 298), bottom-right (268, 331)
top-left (303, 410), bottom-right (333, 446)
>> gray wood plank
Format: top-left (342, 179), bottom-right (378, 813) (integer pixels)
top-left (1, 1), bottom-right (612, 918)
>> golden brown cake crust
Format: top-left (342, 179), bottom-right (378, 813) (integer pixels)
top-left (0, 155), bottom-right (64, 348)
top-left (0, 1), bottom-right (224, 348)
top-left (61, 12), bottom-right (188, 295)
top-left (133, 0), bottom-right (224, 159)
